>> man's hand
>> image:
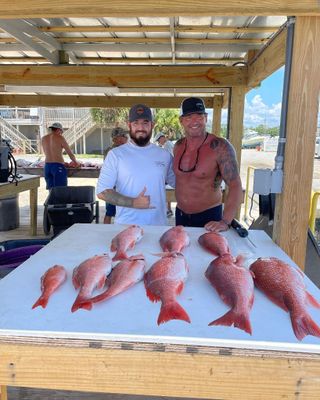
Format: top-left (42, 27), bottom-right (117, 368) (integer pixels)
top-left (204, 220), bottom-right (229, 233)
top-left (69, 160), bottom-right (81, 168)
top-left (133, 187), bottom-right (155, 209)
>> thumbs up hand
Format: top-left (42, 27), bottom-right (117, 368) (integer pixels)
top-left (132, 187), bottom-right (155, 209)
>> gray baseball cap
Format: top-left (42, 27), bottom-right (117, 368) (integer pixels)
top-left (111, 127), bottom-right (129, 138)
top-left (129, 104), bottom-right (153, 122)
top-left (49, 122), bottom-right (63, 130)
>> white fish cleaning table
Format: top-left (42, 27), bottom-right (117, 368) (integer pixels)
top-left (0, 223), bottom-right (320, 399)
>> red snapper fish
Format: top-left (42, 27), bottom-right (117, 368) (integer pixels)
top-left (32, 265), bottom-right (67, 309)
top-left (144, 252), bottom-right (190, 325)
top-left (71, 254), bottom-right (112, 312)
top-left (159, 225), bottom-right (190, 253)
top-left (111, 225), bottom-right (144, 261)
top-left (205, 254), bottom-right (254, 334)
top-left (78, 255), bottom-right (147, 309)
top-left (198, 232), bottom-right (230, 256)
top-left (250, 257), bottom-right (320, 341)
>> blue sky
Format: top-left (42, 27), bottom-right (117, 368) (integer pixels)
top-left (221, 67), bottom-right (285, 128)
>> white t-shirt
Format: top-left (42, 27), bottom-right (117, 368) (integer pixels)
top-left (97, 141), bottom-right (175, 226)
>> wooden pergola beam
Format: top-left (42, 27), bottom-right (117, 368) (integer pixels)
top-left (0, 1), bottom-right (319, 18)
top-left (0, 57), bottom-right (244, 64)
top-left (248, 28), bottom-right (286, 88)
top-left (0, 65), bottom-right (247, 88)
top-left (0, 94), bottom-right (218, 108)
top-left (37, 25), bottom-right (280, 34)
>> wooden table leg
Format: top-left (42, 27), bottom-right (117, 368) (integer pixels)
top-left (0, 385), bottom-right (7, 400)
top-left (29, 187), bottom-right (38, 236)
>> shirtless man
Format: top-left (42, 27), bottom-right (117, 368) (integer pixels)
top-left (41, 122), bottom-right (79, 190)
top-left (173, 97), bottom-right (243, 232)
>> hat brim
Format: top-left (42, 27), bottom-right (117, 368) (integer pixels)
top-left (180, 111), bottom-right (207, 117)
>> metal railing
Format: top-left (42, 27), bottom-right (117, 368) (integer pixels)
top-left (44, 108), bottom-right (90, 129)
top-left (0, 117), bottom-right (36, 153)
top-left (309, 191), bottom-right (320, 234)
top-left (0, 107), bottom-right (40, 122)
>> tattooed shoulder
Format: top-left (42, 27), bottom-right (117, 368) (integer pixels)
top-left (210, 137), bottom-right (221, 150)
top-left (216, 139), bottom-right (239, 182)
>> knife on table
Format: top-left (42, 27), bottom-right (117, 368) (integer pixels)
top-left (230, 219), bottom-right (257, 248)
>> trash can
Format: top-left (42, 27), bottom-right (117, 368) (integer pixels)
top-left (0, 195), bottom-right (19, 231)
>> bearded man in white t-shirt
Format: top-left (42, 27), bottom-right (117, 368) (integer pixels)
top-left (97, 104), bottom-right (175, 226)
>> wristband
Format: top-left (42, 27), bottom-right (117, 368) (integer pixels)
top-left (221, 218), bottom-right (231, 228)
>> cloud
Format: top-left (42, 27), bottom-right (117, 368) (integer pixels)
top-left (245, 95), bottom-right (282, 127)
top-left (215, 94), bottom-right (319, 129)
top-left (220, 94), bottom-right (282, 127)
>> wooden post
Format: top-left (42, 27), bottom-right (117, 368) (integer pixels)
top-left (212, 96), bottom-right (223, 136)
top-left (228, 86), bottom-right (246, 219)
top-left (228, 86), bottom-right (245, 167)
top-left (273, 16), bottom-right (320, 269)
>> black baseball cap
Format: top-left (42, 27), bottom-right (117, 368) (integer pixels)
top-left (129, 104), bottom-right (153, 122)
top-left (180, 97), bottom-right (207, 117)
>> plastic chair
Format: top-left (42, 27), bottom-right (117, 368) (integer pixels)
top-left (43, 186), bottom-right (99, 237)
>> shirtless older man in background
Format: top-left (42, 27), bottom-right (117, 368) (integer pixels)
top-left (41, 122), bottom-right (79, 190)
top-left (173, 97), bottom-right (243, 232)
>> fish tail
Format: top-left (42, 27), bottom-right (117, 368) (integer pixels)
top-left (157, 301), bottom-right (191, 325)
top-left (208, 309), bottom-right (252, 335)
top-left (74, 300), bottom-right (93, 311)
top-left (32, 295), bottom-right (48, 309)
top-left (71, 298), bottom-right (93, 313)
top-left (291, 312), bottom-right (320, 341)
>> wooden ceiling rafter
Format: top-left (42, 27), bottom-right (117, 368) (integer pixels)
top-left (35, 25), bottom-right (280, 34)
top-left (0, 94), bottom-right (223, 108)
top-left (0, 1), bottom-right (318, 18)
top-left (0, 65), bottom-right (247, 87)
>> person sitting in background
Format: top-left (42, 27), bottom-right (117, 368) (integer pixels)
top-left (41, 122), bottom-right (80, 190)
top-left (104, 127), bottom-right (129, 224)
top-left (155, 132), bottom-right (174, 217)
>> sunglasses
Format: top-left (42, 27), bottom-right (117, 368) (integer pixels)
top-left (178, 133), bottom-right (208, 173)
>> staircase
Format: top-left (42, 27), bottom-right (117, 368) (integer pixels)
top-left (63, 111), bottom-right (98, 148)
top-left (0, 117), bottom-right (36, 153)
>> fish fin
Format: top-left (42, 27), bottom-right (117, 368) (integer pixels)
top-left (291, 312), bottom-right (320, 341)
top-left (97, 276), bottom-right (107, 290)
top-left (32, 296), bottom-right (48, 309)
top-left (157, 301), bottom-right (191, 325)
top-left (72, 269), bottom-right (81, 290)
top-left (112, 252), bottom-right (127, 261)
top-left (145, 287), bottom-right (161, 302)
top-left (306, 291), bottom-right (320, 309)
top-left (175, 281), bottom-right (185, 296)
top-left (208, 309), bottom-right (252, 335)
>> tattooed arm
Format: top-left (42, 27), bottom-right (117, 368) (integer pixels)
top-left (205, 138), bottom-right (243, 232)
top-left (97, 187), bottom-right (153, 209)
